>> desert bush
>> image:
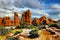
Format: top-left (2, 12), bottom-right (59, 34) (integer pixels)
top-left (6, 36), bottom-right (18, 40)
top-left (15, 22), bottom-right (26, 29)
top-left (0, 27), bottom-right (9, 35)
top-left (49, 24), bottom-right (60, 29)
top-left (33, 23), bottom-right (39, 26)
top-left (28, 27), bottom-right (39, 38)
top-left (14, 30), bottom-right (22, 35)
top-left (38, 25), bottom-right (46, 30)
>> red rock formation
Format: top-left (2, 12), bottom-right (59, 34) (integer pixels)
top-left (11, 20), bottom-right (14, 26)
top-left (0, 10), bottom-right (58, 26)
top-left (48, 18), bottom-right (53, 24)
top-left (2, 16), bottom-right (11, 26)
top-left (21, 10), bottom-right (32, 25)
top-left (4, 20), bottom-right (11, 26)
top-left (39, 16), bottom-right (47, 24)
top-left (3, 20), bottom-right (14, 26)
top-left (3, 16), bottom-right (10, 21)
top-left (45, 19), bottom-right (50, 24)
top-left (21, 12), bottom-right (25, 22)
top-left (39, 16), bottom-right (51, 24)
top-left (0, 17), bottom-right (2, 26)
top-left (14, 12), bottom-right (19, 26)
top-left (32, 18), bottom-right (41, 25)
top-left (39, 16), bottom-right (46, 21)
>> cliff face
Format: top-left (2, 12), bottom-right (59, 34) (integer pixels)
top-left (21, 10), bottom-right (32, 25)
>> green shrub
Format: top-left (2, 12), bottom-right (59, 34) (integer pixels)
top-left (15, 26), bottom-right (21, 29)
top-left (6, 36), bottom-right (18, 40)
top-left (49, 24), bottom-right (60, 29)
top-left (16, 22), bottom-right (26, 29)
top-left (0, 27), bottom-right (9, 35)
top-left (16, 23), bottom-right (38, 29)
top-left (26, 25), bottom-right (37, 29)
top-left (38, 25), bottom-right (46, 30)
top-left (33, 23), bottom-right (39, 26)
top-left (16, 22), bottom-right (39, 29)
top-left (28, 27), bottom-right (39, 38)
top-left (14, 30), bottom-right (22, 35)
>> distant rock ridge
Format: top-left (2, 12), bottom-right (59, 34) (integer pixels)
top-left (0, 10), bottom-right (59, 26)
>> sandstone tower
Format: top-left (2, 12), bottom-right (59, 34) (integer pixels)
top-left (21, 10), bottom-right (32, 25)
top-left (14, 12), bottom-right (19, 26)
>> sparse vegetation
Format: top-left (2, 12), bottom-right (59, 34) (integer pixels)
top-left (33, 23), bottom-right (39, 26)
top-left (15, 22), bottom-right (39, 29)
top-left (28, 27), bottom-right (39, 38)
top-left (49, 24), bottom-right (60, 29)
top-left (38, 25), bottom-right (46, 30)
top-left (0, 27), bottom-right (9, 35)
top-left (14, 30), bottom-right (22, 35)
top-left (15, 22), bottom-right (27, 29)
top-left (6, 36), bottom-right (18, 40)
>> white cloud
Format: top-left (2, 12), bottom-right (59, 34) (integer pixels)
top-left (44, 4), bottom-right (60, 21)
top-left (0, 0), bottom-right (43, 9)
top-left (51, 4), bottom-right (60, 9)
top-left (30, 9), bottom-right (49, 17)
top-left (58, 14), bottom-right (60, 18)
top-left (14, 0), bottom-right (42, 8)
top-left (0, 0), bottom-right (60, 21)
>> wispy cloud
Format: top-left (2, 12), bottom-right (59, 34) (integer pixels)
top-left (0, 0), bottom-right (60, 20)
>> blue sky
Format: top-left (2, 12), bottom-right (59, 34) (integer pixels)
top-left (0, 0), bottom-right (60, 21)
top-left (39, 0), bottom-right (60, 4)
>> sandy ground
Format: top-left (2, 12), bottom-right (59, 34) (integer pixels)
top-left (18, 30), bottom-right (58, 40)
top-left (0, 29), bottom-right (60, 40)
